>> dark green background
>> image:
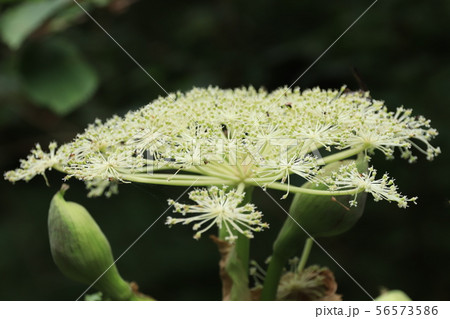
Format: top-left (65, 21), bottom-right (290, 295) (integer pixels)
top-left (1, 0), bottom-right (449, 300)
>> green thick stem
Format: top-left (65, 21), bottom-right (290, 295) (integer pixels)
top-left (218, 183), bottom-right (253, 300)
top-left (235, 185), bottom-right (252, 276)
top-left (129, 291), bottom-right (156, 301)
top-left (297, 238), bottom-right (313, 273)
top-left (95, 270), bottom-right (133, 300)
top-left (260, 238), bottom-right (314, 300)
top-left (236, 235), bottom-right (250, 279)
top-left (260, 252), bottom-right (285, 301)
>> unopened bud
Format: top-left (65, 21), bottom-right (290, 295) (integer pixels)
top-left (273, 158), bottom-right (368, 261)
top-left (48, 185), bottom-right (132, 300)
top-left (375, 289), bottom-right (412, 301)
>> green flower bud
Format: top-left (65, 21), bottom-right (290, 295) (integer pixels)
top-left (375, 289), bottom-right (412, 301)
top-left (261, 157), bottom-right (369, 301)
top-left (273, 158), bottom-right (368, 261)
top-left (48, 185), bottom-right (132, 300)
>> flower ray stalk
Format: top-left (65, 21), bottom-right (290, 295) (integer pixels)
top-left (297, 238), bottom-right (314, 274)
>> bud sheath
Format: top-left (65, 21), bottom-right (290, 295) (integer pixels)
top-left (261, 158), bottom-right (368, 300)
top-left (48, 185), bottom-right (132, 300)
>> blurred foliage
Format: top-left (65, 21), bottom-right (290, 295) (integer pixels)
top-left (0, 0), bottom-right (68, 50)
top-left (0, 0), bottom-right (449, 300)
top-left (19, 38), bottom-right (98, 114)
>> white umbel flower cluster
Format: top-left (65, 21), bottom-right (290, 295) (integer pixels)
top-left (166, 186), bottom-right (268, 242)
top-left (324, 163), bottom-right (417, 208)
top-left (5, 86), bottom-right (440, 241)
top-left (6, 142), bottom-right (61, 185)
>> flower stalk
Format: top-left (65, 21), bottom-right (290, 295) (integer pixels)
top-left (297, 238), bottom-right (314, 273)
top-left (218, 184), bottom-right (253, 273)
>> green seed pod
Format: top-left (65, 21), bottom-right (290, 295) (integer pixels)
top-left (48, 185), bottom-right (132, 300)
top-left (273, 158), bottom-right (368, 261)
top-left (261, 157), bottom-right (369, 300)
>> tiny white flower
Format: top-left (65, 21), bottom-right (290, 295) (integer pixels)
top-left (85, 179), bottom-right (119, 198)
top-left (324, 163), bottom-right (417, 208)
top-left (258, 154), bottom-right (319, 198)
top-left (166, 186), bottom-right (269, 243)
top-left (65, 150), bottom-right (137, 182)
top-left (4, 142), bottom-right (61, 185)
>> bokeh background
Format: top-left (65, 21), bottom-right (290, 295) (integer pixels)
top-left (0, 0), bottom-right (449, 301)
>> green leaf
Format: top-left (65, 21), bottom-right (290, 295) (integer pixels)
top-left (90, 0), bottom-right (113, 6)
top-left (0, 0), bottom-right (70, 50)
top-left (47, 0), bottom-right (115, 32)
top-left (46, 5), bottom-right (88, 33)
top-left (19, 38), bottom-right (99, 114)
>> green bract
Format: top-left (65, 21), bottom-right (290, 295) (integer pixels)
top-left (274, 158), bottom-right (368, 261)
top-left (48, 185), bottom-right (132, 300)
top-left (260, 158), bottom-right (368, 300)
top-left (375, 290), bottom-right (412, 301)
